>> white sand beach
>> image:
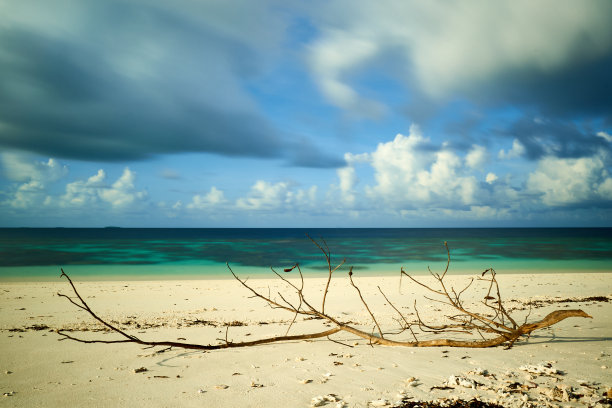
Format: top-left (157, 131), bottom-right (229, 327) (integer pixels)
top-left (1, 272), bottom-right (611, 407)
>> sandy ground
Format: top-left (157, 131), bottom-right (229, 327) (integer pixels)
top-left (1, 272), bottom-right (611, 407)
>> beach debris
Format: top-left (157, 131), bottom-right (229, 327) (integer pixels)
top-left (469, 368), bottom-right (488, 376)
top-left (300, 379), bottom-right (313, 384)
top-left (250, 381), bottom-right (264, 388)
top-left (396, 390), bottom-right (410, 399)
top-left (519, 362), bottom-right (560, 376)
top-left (369, 398), bottom-right (390, 406)
top-left (576, 379), bottom-right (598, 391)
top-left (214, 384), bottom-right (229, 389)
top-left (444, 375), bottom-right (479, 389)
top-left (405, 377), bottom-right (419, 387)
top-left (430, 386), bottom-right (454, 391)
top-left (537, 384), bottom-right (581, 402)
top-left (391, 398), bottom-right (506, 408)
top-left (498, 381), bottom-right (536, 394)
top-left (133, 367), bottom-right (148, 373)
top-left (3, 392), bottom-right (15, 397)
top-left (4, 371), bottom-right (12, 375)
top-left (311, 394), bottom-right (340, 407)
top-left (197, 389), bottom-right (205, 394)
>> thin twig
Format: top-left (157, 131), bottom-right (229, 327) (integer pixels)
top-left (349, 268), bottom-right (384, 339)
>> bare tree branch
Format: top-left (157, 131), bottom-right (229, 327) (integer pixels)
top-left (56, 240), bottom-right (593, 351)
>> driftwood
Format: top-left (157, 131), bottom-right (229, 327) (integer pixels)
top-left (56, 240), bottom-right (592, 350)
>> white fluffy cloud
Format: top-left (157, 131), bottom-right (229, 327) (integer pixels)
top-left (187, 187), bottom-right (227, 210)
top-left (465, 145), bottom-right (489, 169)
top-left (485, 173), bottom-right (498, 184)
top-left (236, 180), bottom-right (317, 211)
top-left (326, 125), bottom-right (612, 221)
top-left (99, 168), bottom-right (147, 208)
top-left (526, 153), bottom-right (612, 206)
top-left (363, 126), bottom-right (480, 208)
top-left (1, 155), bottom-right (147, 213)
top-left (61, 168), bottom-right (146, 209)
top-left (336, 159), bottom-right (359, 206)
top-left (499, 139), bottom-right (526, 160)
top-left (307, 0), bottom-right (612, 112)
top-left (0, 152), bottom-right (68, 209)
top-left (10, 180), bottom-right (45, 209)
top-left (1, 153), bottom-right (68, 183)
top-left (61, 169), bottom-right (106, 207)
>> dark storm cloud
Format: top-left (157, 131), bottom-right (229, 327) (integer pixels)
top-left (468, 54), bottom-right (612, 122)
top-left (419, 51), bottom-right (612, 158)
top-left (501, 117), bottom-right (611, 160)
top-left (0, 0), bottom-right (339, 168)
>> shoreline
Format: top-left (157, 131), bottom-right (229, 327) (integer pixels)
top-left (1, 262), bottom-right (611, 282)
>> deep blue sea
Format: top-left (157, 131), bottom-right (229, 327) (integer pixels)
top-left (1, 228), bottom-right (611, 280)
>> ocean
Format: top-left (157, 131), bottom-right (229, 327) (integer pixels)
top-left (1, 228), bottom-right (611, 280)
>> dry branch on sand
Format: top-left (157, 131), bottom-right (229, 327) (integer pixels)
top-left (56, 239), bottom-right (592, 351)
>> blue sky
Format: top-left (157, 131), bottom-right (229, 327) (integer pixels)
top-left (1, 0), bottom-right (611, 227)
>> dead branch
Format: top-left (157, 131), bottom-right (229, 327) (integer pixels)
top-left (57, 269), bottom-right (340, 350)
top-left (56, 239), bottom-right (593, 351)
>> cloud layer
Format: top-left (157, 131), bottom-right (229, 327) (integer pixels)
top-left (3, 125), bottom-right (611, 226)
top-left (307, 0), bottom-right (612, 118)
top-left (0, 0), bottom-right (341, 166)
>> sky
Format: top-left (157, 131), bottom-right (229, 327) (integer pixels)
top-left (1, 0), bottom-right (611, 228)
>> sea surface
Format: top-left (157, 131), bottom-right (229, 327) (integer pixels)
top-left (1, 228), bottom-right (611, 280)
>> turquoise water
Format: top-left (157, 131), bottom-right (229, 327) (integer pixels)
top-left (1, 228), bottom-right (611, 280)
